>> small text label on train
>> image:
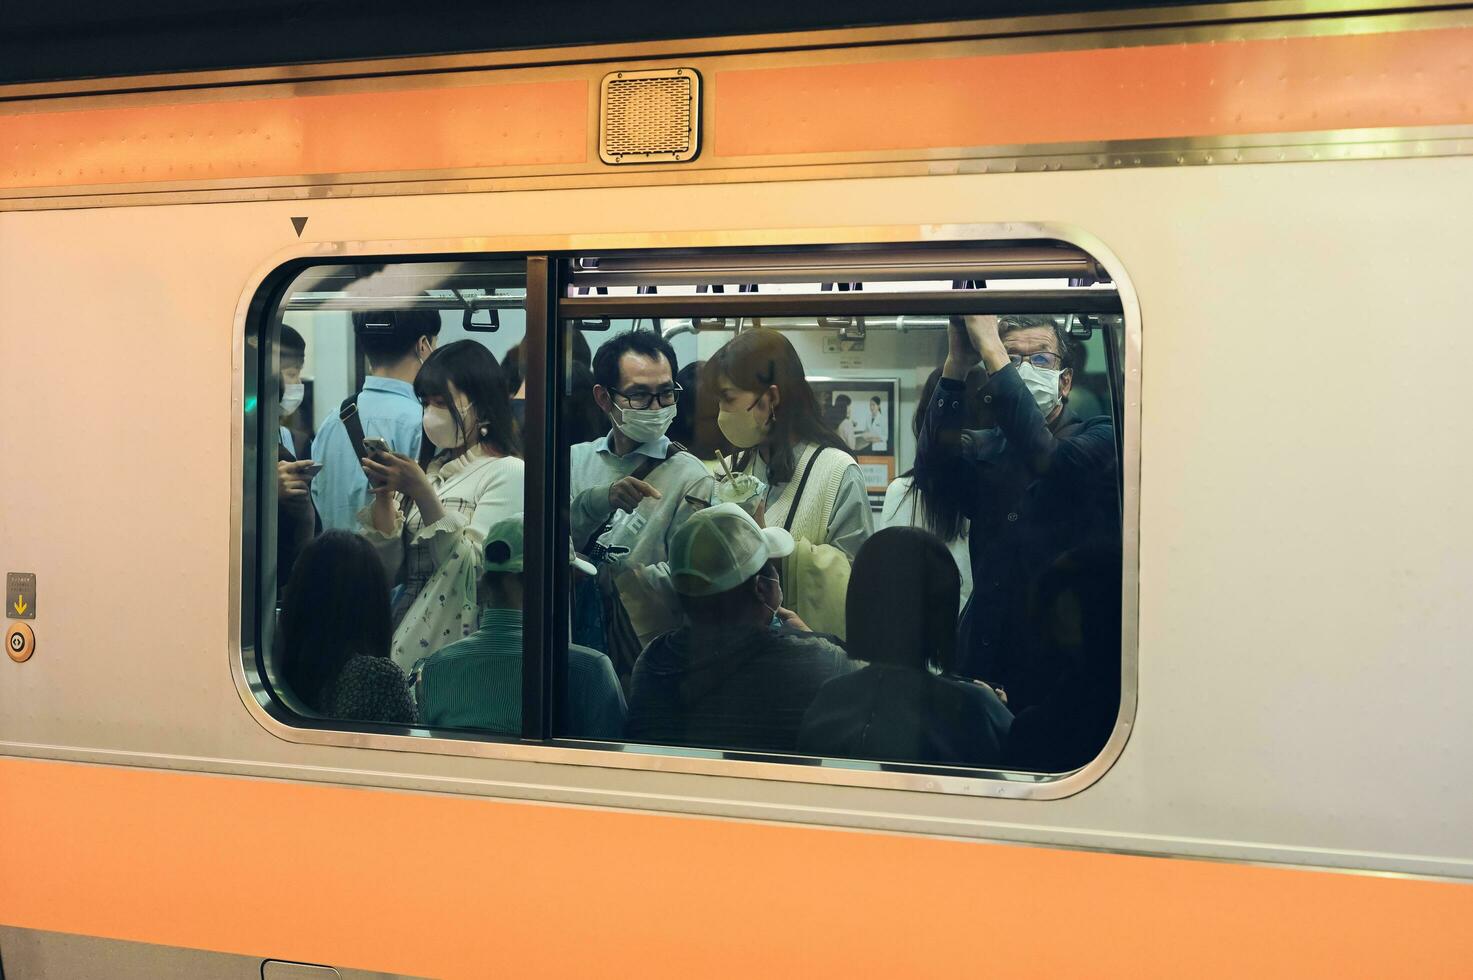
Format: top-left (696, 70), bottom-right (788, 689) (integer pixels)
top-left (8, 572), bottom-right (36, 620)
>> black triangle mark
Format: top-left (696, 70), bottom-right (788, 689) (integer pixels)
top-left (290, 216), bottom-right (309, 237)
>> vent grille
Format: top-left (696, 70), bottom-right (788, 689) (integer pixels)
top-left (600, 68), bottom-right (700, 164)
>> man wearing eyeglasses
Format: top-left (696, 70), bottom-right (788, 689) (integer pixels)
top-left (570, 330), bottom-right (716, 668)
top-left (912, 314), bottom-right (1118, 714)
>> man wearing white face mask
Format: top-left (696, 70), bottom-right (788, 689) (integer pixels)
top-left (569, 330), bottom-right (716, 670)
top-left (912, 314), bottom-right (1117, 713)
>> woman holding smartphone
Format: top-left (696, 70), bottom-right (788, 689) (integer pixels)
top-left (358, 340), bottom-right (524, 668)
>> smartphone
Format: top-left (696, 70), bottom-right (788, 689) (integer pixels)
top-left (299, 461), bottom-right (325, 478)
top-left (361, 437), bottom-right (391, 456)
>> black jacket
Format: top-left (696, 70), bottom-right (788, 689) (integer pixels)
top-left (915, 365), bottom-right (1118, 711)
top-left (798, 664), bottom-right (1012, 767)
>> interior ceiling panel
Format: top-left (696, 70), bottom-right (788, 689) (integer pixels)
top-left (2, 0), bottom-right (1240, 86)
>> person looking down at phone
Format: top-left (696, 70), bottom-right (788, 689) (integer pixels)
top-left (275, 325), bottom-right (320, 593)
top-left (568, 330), bottom-right (715, 662)
top-left (357, 341), bottom-right (525, 667)
top-left (311, 309), bottom-right (441, 532)
top-left (912, 314), bottom-right (1118, 713)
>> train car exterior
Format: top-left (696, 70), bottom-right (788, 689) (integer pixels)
top-left (2, 2), bottom-right (1472, 976)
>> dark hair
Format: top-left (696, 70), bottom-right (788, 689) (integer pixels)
top-left (591, 328), bottom-right (678, 392)
top-left (703, 328), bottom-right (851, 483)
top-left (504, 330), bottom-right (590, 396)
top-left (570, 328), bottom-right (592, 368)
top-left (353, 309), bottom-right (442, 369)
top-left (668, 359), bottom-right (721, 455)
top-left (280, 324), bottom-right (306, 361)
top-left (870, 396), bottom-right (882, 407)
top-left (835, 394), bottom-right (852, 416)
top-left (997, 314), bottom-right (1074, 372)
top-left (846, 527), bottom-right (960, 671)
top-left (413, 340), bottom-right (522, 465)
top-left (502, 342), bottom-right (523, 396)
top-left (563, 361), bottom-right (611, 448)
top-left (280, 531), bottom-right (393, 712)
top-left (901, 368), bottom-right (966, 543)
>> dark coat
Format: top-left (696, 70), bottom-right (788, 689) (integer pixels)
top-left (798, 664), bottom-right (1012, 767)
top-left (626, 624), bottom-right (852, 753)
top-left (915, 365), bottom-right (1118, 711)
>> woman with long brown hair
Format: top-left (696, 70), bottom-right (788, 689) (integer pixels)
top-left (703, 328), bottom-right (873, 635)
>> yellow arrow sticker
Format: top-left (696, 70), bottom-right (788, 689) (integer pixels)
top-left (6, 573), bottom-right (35, 620)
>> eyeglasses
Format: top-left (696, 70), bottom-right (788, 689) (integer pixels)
top-left (610, 382), bottom-right (683, 410)
top-left (1008, 351), bottom-right (1063, 370)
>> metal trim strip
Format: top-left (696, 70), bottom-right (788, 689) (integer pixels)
top-left (1, 0), bottom-right (1465, 101)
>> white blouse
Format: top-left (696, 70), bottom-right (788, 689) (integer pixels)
top-left (359, 447), bottom-right (525, 626)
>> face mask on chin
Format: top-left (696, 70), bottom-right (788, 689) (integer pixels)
top-left (612, 401), bottom-right (677, 445)
top-left (1016, 362), bottom-right (1063, 417)
top-left (280, 383), bottom-right (304, 416)
top-left (717, 395), bottom-right (771, 449)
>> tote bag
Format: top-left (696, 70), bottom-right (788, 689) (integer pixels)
top-left (390, 533), bottom-right (481, 674)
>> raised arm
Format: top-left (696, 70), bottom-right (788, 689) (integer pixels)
top-left (960, 315), bottom-right (1114, 480)
top-left (913, 318), bottom-right (986, 521)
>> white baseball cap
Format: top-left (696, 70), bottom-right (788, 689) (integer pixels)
top-left (669, 502), bottom-right (795, 597)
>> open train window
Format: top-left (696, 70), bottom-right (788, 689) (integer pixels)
top-left (241, 239), bottom-right (1135, 791)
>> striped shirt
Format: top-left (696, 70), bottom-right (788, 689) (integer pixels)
top-left (417, 608), bottom-right (626, 739)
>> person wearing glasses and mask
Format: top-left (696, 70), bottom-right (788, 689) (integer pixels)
top-left (912, 315), bottom-right (1118, 714)
top-left (570, 330), bottom-right (716, 661)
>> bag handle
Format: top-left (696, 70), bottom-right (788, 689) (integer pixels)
top-left (338, 394), bottom-right (368, 462)
top-left (783, 446), bottom-right (825, 534)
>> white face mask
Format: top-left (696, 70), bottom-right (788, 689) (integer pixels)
top-left (612, 402), bottom-right (677, 445)
top-left (1016, 362), bottom-right (1063, 417)
top-left (423, 404), bottom-right (466, 450)
top-left (280, 383), bottom-right (304, 416)
top-left (717, 396), bottom-right (770, 449)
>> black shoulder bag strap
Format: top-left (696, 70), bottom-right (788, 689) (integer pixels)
top-left (783, 446), bottom-right (825, 534)
top-left (338, 394), bottom-right (368, 462)
top-left (581, 441), bottom-right (692, 556)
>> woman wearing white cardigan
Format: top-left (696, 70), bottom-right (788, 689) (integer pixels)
top-left (706, 329), bottom-right (873, 636)
top-left (359, 341), bottom-right (524, 668)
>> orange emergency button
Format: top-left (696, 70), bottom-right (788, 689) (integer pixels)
top-left (6, 622), bottom-right (34, 663)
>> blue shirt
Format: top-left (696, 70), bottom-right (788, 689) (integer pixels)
top-left (310, 377), bottom-right (424, 531)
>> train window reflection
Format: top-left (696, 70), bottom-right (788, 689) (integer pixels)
top-left (259, 260), bottom-right (534, 729)
top-left (562, 256), bottom-right (1126, 774)
top-left (249, 243), bottom-right (1130, 782)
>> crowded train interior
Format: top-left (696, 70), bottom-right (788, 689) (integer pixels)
top-left (254, 242), bottom-right (1125, 776)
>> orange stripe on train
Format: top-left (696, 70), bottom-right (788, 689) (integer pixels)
top-left (0, 756), bottom-right (1470, 978)
top-left (714, 26), bottom-right (1473, 155)
top-left (4, 27), bottom-right (1472, 192)
top-left (0, 79), bottom-right (588, 189)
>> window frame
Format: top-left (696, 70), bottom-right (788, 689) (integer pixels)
top-left (232, 223), bottom-right (1141, 800)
